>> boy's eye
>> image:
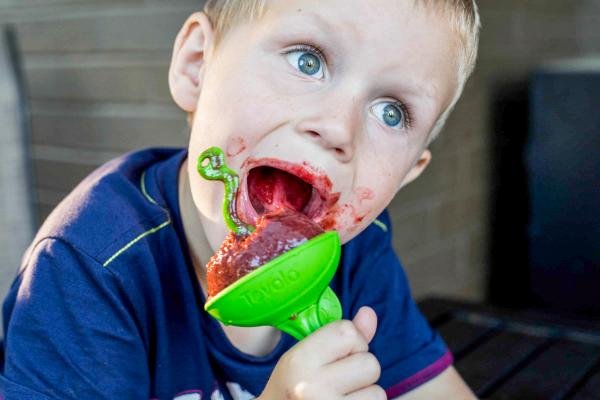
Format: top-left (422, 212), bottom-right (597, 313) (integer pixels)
top-left (286, 49), bottom-right (324, 78)
top-left (371, 102), bottom-right (407, 129)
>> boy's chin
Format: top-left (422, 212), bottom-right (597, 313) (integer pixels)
top-left (336, 216), bottom-right (380, 244)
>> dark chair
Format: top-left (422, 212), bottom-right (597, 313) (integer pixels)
top-left (526, 64), bottom-right (600, 316)
top-left (489, 62), bottom-right (600, 317)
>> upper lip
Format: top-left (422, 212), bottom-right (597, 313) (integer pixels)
top-left (237, 158), bottom-right (336, 225)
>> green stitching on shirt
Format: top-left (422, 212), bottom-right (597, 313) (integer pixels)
top-left (102, 170), bottom-right (170, 267)
top-left (140, 171), bottom-right (159, 206)
top-left (102, 220), bottom-right (171, 267)
top-left (373, 219), bottom-right (388, 232)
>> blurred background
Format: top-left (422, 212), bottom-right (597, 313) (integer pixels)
top-left (0, 0), bottom-right (598, 319)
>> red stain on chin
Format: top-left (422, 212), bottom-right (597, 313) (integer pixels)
top-left (345, 203), bottom-right (368, 225)
top-left (319, 211), bottom-right (338, 231)
top-left (355, 187), bottom-right (375, 204)
top-left (354, 214), bottom-right (367, 224)
top-left (318, 202), bottom-right (369, 232)
top-left (226, 137), bottom-right (246, 158)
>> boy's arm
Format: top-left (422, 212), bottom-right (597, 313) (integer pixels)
top-left (392, 367), bottom-right (477, 399)
top-left (2, 238), bottom-right (149, 399)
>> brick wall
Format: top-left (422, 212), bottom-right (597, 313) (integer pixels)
top-left (1, 1), bottom-right (599, 302)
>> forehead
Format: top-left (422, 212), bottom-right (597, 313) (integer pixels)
top-left (257, 0), bottom-right (460, 107)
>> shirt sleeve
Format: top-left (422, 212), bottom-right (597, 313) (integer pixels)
top-left (338, 211), bottom-right (452, 398)
top-left (1, 238), bottom-right (149, 399)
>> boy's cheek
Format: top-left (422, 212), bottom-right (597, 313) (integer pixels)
top-left (226, 137), bottom-right (247, 158)
top-left (320, 187), bottom-right (382, 242)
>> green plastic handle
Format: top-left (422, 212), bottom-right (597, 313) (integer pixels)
top-left (275, 286), bottom-right (342, 340)
top-left (197, 147), bottom-right (254, 236)
top-left (204, 231), bottom-right (343, 340)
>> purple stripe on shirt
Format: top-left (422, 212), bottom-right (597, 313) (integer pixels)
top-left (385, 351), bottom-right (454, 398)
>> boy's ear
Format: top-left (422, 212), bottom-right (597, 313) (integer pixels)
top-left (398, 149), bottom-right (432, 190)
top-left (169, 12), bottom-right (215, 112)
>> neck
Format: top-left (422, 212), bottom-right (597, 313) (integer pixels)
top-left (178, 159), bottom-right (213, 295)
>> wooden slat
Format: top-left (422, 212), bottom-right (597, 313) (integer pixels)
top-left (438, 318), bottom-right (498, 359)
top-left (25, 63), bottom-right (171, 102)
top-left (15, 6), bottom-right (195, 53)
top-left (33, 159), bottom-right (97, 192)
top-left (30, 105), bottom-right (188, 152)
top-left (455, 331), bottom-right (549, 397)
top-left (490, 340), bottom-right (600, 399)
top-left (35, 187), bottom-right (68, 207)
top-left (35, 203), bottom-right (57, 228)
top-left (0, 2), bottom-right (198, 28)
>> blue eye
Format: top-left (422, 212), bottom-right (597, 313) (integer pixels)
top-left (286, 49), bottom-right (324, 78)
top-left (371, 102), bottom-right (406, 129)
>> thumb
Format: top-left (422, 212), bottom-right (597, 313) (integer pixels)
top-left (352, 306), bottom-right (378, 344)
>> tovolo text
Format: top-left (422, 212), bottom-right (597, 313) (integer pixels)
top-left (241, 269), bottom-right (301, 305)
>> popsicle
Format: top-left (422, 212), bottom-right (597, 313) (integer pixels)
top-left (197, 147), bottom-right (342, 340)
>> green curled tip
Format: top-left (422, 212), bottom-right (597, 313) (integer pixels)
top-left (197, 147), bottom-right (255, 236)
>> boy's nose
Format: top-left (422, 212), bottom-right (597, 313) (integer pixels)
top-left (296, 104), bottom-right (360, 163)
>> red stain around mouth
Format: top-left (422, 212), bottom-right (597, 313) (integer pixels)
top-left (344, 203), bottom-right (368, 224)
top-left (241, 158), bottom-right (341, 229)
top-left (299, 188), bottom-right (372, 232)
top-left (226, 137), bottom-right (246, 158)
top-left (318, 201), bottom-right (341, 231)
top-left (319, 213), bottom-right (338, 231)
top-left (319, 202), bottom-right (369, 233)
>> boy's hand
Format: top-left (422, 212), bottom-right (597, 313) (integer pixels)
top-left (259, 306), bottom-right (386, 400)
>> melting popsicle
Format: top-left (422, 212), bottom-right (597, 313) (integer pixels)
top-left (198, 147), bottom-right (324, 297)
top-left (197, 147), bottom-right (342, 339)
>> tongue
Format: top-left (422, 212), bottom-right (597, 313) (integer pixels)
top-left (248, 167), bottom-right (313, 214)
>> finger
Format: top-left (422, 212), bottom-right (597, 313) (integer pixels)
top-left (293, 319), bottom-right (369, 365)
top-left (323, 351), bottom-right (381, 394)
top-left (352, 306), bottom-right (378, 344)
top-left (344, 384), bottom-right (387, 400)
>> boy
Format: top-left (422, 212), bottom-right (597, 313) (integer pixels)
top-left (1, 0), bottom-right (480, 398)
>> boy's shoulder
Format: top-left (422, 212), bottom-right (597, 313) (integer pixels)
top-left (25, 147), bottom-right (185, 269)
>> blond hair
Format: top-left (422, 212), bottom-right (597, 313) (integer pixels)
top-left (204, 0), bottom-right (267, 45)
top-left (200, 0), bottom-right (481, 142)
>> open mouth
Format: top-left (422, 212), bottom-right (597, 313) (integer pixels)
top-left (238, 160), bottom-right (335, 226)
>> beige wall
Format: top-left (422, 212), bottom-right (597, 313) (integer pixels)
top-left (1, 1), bottom-right (599, 301)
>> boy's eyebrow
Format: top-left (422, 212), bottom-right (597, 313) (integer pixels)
top-left (285, 10), bottom-right (360, 43)
top-left (300, 12), bottom-right (334, 33)
top-left (397, 81), bottom-right (438, 101)
top-left (381, 73), bottom-right (439, 103)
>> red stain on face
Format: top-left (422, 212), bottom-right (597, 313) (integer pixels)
top-left (318, 202), bottom-right (369, 234)
top-left (354, 187), bottom-right (375, 204)
top-left (319, 211), bottom-right (339, 231)
top-left (344, 203), bottom-right (369, 225)
top-left (226, 137), bottom-right (246, 158)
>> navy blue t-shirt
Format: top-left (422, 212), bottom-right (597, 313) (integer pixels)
top-left (0, 148), bottom-right (451, 399)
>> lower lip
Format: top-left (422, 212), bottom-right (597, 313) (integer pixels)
top-left (237, 178), bottom-right (260, 227)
